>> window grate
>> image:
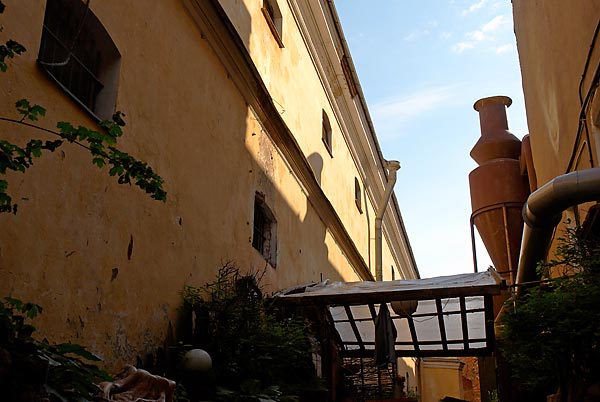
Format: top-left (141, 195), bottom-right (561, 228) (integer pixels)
top-left (252, 194), bottom-right (277, 267)
top-left (39, 25), bottom-right (104, 111)
top-left (38, 0), bottom-right (120, 120)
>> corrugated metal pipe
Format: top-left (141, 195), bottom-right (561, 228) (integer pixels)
top-left (375, 160), bottom-right (401, 281)
top-left (517, 167), bottom-right (600, 286)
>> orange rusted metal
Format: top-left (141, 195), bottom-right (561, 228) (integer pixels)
top-left (469, 96), bottom-right (530, 289)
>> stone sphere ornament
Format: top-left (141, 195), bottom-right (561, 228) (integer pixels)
top-left (182, 349), bottom-right (212, 373)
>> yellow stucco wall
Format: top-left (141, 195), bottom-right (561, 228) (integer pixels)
top-left (513, 0), bottom-right (600, 184)
top-left (420, 358), bottom-right (464, 402)
top-left (512, 0), bottom-right (600, 255)
top-left (0, 0), bottom-right (415, 369)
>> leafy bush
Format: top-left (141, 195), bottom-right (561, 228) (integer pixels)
top-left (178, 263), bottom-right (322, 402)
top-left (0, 297), bottom-right (111, 401)
top-left (500, 227), bottom-right (600, 400)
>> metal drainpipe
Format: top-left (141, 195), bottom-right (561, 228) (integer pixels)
top-left (517, 167), bottom-right (600, 287)
top-left (376, 160), bottom-right (401, 281)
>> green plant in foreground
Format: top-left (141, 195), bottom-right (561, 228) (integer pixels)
top-left (500, 226), bottom-right (600, 400)
top-left (0, 297), bottom-right (111, 401)
top-left (177, 263), bottom-right (323, 402)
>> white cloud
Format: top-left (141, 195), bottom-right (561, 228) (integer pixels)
top-left (371, 85), bottom-right (459, 139)
top-left (451, 15), bottom-right (510, 53)
top-left (452, 42), bottom-right (475, 53)
top-left (467, 15), bottom-right (509, 42)
top-left (404, 29), bottom-right (430, 42)
top-left (440, 31), bottom-right (452, 40)
top-left (495, 43), bottom-right (515, 54)
top-left (482, 15), bottom-right (509, 32)
top-left (466, 30), bottom-right (486, 42)
top-left (461, 0), bottom-right (487, 16)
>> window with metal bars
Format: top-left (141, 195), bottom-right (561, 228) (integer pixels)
top-left (38, 0), bottom-right (121, 120)
top-left (252, 193), bottom-right (277, 267)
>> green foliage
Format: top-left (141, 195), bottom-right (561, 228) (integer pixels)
top-left (500, 227), bottom-right (600, 398)
top-left (0, 3), bottom-right (166, 214)
top-left (0, 39), bottom-right (26, 72)
top-left (0, 1), bottom-right (26, 73)
top-left (178, 263), bottom-right (322, 402)
top-left (0, 297), bottom-right (111, 401)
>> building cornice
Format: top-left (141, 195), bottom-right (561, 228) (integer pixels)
top-left (181, 0), bottom-right (374, 280)
top-left (287, 0), bottom-right (419, 278)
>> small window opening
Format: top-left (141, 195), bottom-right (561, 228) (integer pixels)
top-left (322, 109), bottom-right (333, 157)
top-left (252, 193), bottom-right (277, 267)
top-left (38, 0), bottom-right (121, 120)
top-left (262, 0), bottom-right (284, 48)
top-left (354, 177), bottom-right (362, 213)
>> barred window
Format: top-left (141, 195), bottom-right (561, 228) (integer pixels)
top-left (252, 193), bottom-right (277, 267)
top-left (38, 0), bottom-right (121, 120)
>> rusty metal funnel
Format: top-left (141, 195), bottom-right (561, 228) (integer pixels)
top-left (469, 96), bottom-right (529, 286)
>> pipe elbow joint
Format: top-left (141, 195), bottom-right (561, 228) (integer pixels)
top-left (522, 202), bottom-right (562, 230)
top-left (385, 160), bottom-right (401, 171)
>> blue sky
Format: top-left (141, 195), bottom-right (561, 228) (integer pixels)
top-left (335, 0), bottom-right (528, 278)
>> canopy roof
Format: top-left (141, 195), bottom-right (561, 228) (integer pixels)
top-left (277, 269), bottom-right (503, 358)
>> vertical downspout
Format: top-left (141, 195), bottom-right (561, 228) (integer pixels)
top-left (376, 160), bottom-right (401, 281)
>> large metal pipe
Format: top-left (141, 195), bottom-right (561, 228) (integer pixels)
top-left (375, 160), bottom-right (401, 281)
top-left (517, 167), bottom-right (600, 285)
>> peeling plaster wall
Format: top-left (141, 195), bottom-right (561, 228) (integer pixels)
top-left (0, 0), bottom-right (416, 369)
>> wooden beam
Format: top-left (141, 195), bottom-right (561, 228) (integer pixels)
top-left (460, 296), bottom-right (470, 350)
top-left (436, 298), bottom-right (449, 352)
top-left (344, 305), bottom-right (365, 352)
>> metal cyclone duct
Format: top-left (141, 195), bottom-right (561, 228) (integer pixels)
top-left (469, 96), bottom-right (530, 286)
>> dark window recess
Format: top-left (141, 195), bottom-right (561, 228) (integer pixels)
top-left (38, 0), bottom-right (121, 120)
top-left (354, 177), bottom-right (362, 213)
top-left (262, 0), bottom-right (284, 48)
top-left (252, 194), bottom-right (277, 267)
top-left (322, 109), bottom-right (333, 156)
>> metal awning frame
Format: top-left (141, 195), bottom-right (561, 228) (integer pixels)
top-left (276, 269), bottom-right (504, 358)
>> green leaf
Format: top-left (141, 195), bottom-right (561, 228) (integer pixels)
top-left (54, 343), bottom-right (102, 361)
top-left (29, 104), bottom-right (46, 121)
top-left (7, 40), bottom-right (26, 55)
top-left (5, 296), bottom-right (23, 309)
top-left (92, 157), bottom-right (105, 168)
top-left (109, 165), bottom-right (124, 176)
top-left (44, 139), bottom-right (63, 152)
top-left (57, 121), bottom-right (77, 142)
top-left (15, 98), bottom-right (30, 115)
top-left (112, 111), bottom-right (126, 127)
